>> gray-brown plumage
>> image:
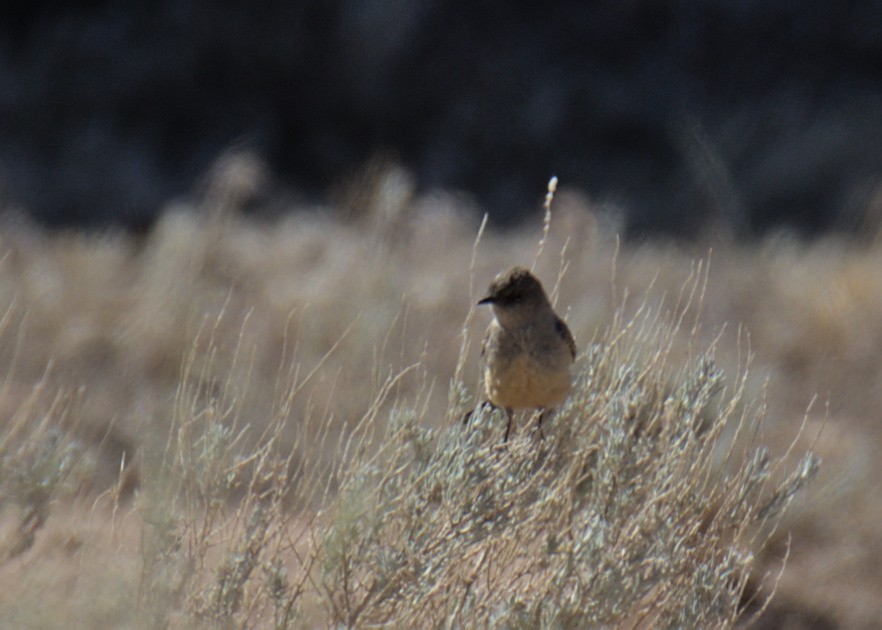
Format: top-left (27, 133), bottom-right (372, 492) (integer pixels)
top-left (473, 266), bottom-right (576, 441)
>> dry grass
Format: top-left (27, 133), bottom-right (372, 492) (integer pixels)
top-left (0, 168), bottom-right (876, 626)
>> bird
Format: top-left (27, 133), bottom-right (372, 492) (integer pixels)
top-left (466, 266), bottom-right (576, 441)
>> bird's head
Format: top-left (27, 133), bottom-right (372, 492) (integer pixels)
top-left (478, 266), bottom-right (551, 324)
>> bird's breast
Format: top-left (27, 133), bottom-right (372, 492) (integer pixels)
top-left (484, 350), bottom-right (573, 410)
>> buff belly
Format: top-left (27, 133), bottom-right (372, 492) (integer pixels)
top-left (484, 354), bottom-right (572, 410)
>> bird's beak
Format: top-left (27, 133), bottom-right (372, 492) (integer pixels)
top-left (477, 295), bottom-right (494, 306)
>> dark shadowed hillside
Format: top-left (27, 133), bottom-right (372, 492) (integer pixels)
top-left (1, 1), bottom-right (881, 235)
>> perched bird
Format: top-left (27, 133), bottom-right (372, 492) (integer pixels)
top-left (469, 266), bottom-right (576, 441)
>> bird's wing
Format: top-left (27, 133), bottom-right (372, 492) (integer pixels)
top-left (554, 316), bottom-right (577, 360)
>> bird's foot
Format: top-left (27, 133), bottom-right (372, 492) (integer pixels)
top-left (462, 400), bottom-right (496, 426)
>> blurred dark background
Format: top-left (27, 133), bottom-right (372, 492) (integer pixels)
top-left (1, 1), bottom-right (881, 237)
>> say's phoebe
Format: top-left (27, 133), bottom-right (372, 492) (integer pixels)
top-left (468, 266), bottom-right (577, 441)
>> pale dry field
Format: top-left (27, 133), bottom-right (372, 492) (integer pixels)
top-left (0, 168), bottom-right (877, 627)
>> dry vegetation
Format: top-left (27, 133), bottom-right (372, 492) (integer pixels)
top-left (0, 164), bottom-right (877, 627)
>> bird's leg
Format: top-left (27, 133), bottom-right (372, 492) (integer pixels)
top-left (535, 409), bottom-right (547, 439)
top-left (502, 408), bottom-right (514, 442)
top-left (462, 400), bottom-right (495, 426)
